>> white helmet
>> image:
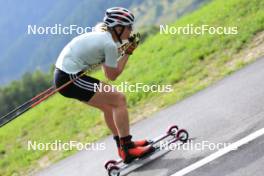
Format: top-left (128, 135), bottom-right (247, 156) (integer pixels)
top-left (104, 7), bottom-right (134, 27)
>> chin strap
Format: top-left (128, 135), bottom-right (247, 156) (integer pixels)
top-left (112, 25), bottom-right (125, 44)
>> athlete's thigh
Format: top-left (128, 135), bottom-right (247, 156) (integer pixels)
top-left (88, 82), bottom-right (125, 107)
top-left (84, 100), bottom-right (113, 112)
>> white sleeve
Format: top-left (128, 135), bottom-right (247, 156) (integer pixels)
top-left (104, 42), bottom-right (119, 68)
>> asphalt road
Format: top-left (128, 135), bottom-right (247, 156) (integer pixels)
top-left (36, 56), bottom-right (264, 176)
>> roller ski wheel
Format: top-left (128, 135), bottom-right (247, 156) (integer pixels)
top-left (177, 129), bottom-right (189, 142)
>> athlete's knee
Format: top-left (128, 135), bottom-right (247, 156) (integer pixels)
top-left (98, 104), bottom-right (113, 113)
top-left (114, 93), bottom-right (127, 107)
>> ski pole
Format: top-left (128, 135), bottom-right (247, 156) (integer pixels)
top-left (0, 71), bottom-right (87, 128)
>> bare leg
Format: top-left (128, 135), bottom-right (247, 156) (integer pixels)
top-left (84, 101), bottom-right (118, 136)
top-left (87, 82), bottom-right (130, 138)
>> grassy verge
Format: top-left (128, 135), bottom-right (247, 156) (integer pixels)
top-left (0, 0), bottom-right (264, 175)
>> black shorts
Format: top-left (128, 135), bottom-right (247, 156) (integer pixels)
top-left (54, 68), bottom-right (100, 102)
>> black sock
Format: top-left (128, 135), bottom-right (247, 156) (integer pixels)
top-left (113, 136), bottom-right (120, 147)
top-left (120, 135), bottom-right (132, 141)
top-left (119, 135), bottom-right (133, 146)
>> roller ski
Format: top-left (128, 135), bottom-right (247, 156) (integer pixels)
top-left (104, 125), bottom-right (189, 176)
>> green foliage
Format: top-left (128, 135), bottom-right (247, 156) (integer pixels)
top-left (0, 70), bottom-right (52, 117)
top-left (138, 25), bottom-right (160, 42)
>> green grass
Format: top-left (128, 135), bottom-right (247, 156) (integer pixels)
top-left (1, 0), bottom-right (264, 175)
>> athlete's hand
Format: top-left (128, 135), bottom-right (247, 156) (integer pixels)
top-left (125, 33), bottom-right (141, 55)
top-left (124, 42), bottom-right (137, 55)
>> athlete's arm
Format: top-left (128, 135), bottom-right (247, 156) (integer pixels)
top-left (103, 54), bottom-right (129, 81)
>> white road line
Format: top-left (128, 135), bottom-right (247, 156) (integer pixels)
top-left (171, 127), bottom-right (264, 176)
